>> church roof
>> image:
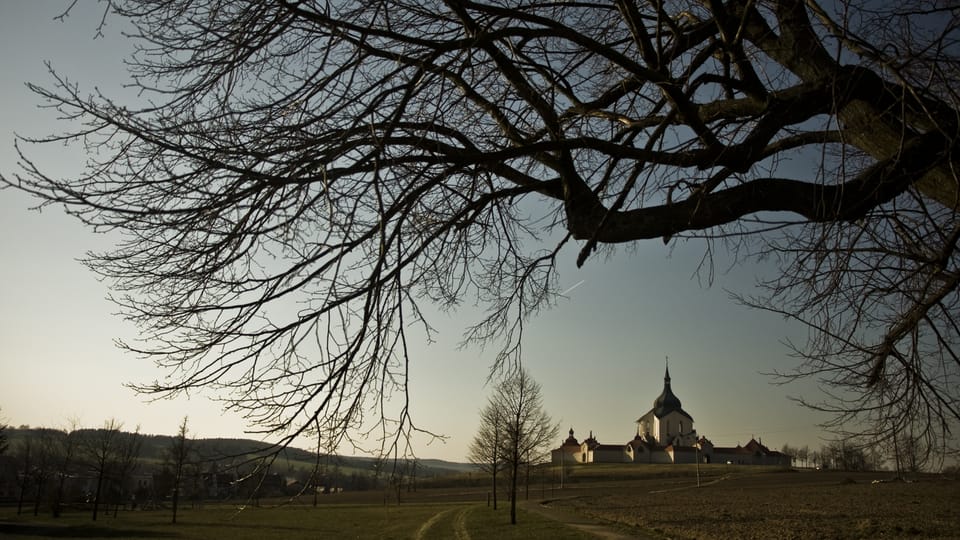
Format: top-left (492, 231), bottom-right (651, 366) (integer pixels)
top-left (561, 428), bottom-right (580, 447)
top-left (582, 430), bottom-right (599, 449)
top-left (639, 363), bottom-right (694, 422)
top-left (628, 435), bottom-right (663, 451)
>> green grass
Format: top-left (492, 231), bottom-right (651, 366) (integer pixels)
top-left (463, 506), bottom-right (594, 539)
top-left (0, 501), bottom-right (591, 539)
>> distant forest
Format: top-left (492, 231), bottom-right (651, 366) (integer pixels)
top-left (0, 424), bottom-right (477, 518)
top-left (3, 426), bottom-right (473, 478)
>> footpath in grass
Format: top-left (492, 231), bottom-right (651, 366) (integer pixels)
top-left (416, 504), bottom-right (595, 540)
top-left (0, 501), bottom-right (594, 540)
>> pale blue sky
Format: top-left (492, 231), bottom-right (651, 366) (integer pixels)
top-left (0, 2), bottom-right (830, 461)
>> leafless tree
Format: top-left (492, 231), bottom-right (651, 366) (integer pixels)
top-left (83, 419), bottom-right (124, 521)
top-left (51, 422), bottom-right (80, 518)
top-left (4, 0), bottom-right (960, 456)
top-left (30, 430), bottom-right (57, 516)
top-left (889, 407), bottom-right (945, 474)
top-left (0, 409), bottom-right (8, 456)
top-left (384, 457), bottom-right (418, 504)
top-left (495, 369), bottom-right (556, 525)
top-left (821, 438), bottom-right (884, 471)
top-left (780, 443), bottom-right (795, 467)
top-left (168, 416), bottom-right (192, 524)
top-left (3, 430), bottom-right (53, 515)
top-left (111, 426), bottom-right (142, 518)
top-left (468, 394), bottom-right (506, 510)
top-left (14, 436), bottom-right (33, 516)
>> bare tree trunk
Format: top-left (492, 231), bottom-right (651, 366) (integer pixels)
top-left (113, 484), bottom-right (122, 518)
top-left (33, 479), bottom-right (45, 516)
top-left (53, 474), bottom-right (67, 517)
top-left (171, 481), bottom-right (180, 524)
top-left (15, 438), bottom-right (32, 516)
top-left (169, 417), bottom-right (190, 524)
top-left (16, 473), bottom-right (29, 516)
top-left (492, 467), bottom-right (498, 510)
top-left (509, 455), bottom-right (519, 525)
top-left (92, 471), bottom-right (104, 521)
top-left (893, 435), bottom-right (902, 479)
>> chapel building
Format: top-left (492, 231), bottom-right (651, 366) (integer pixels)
top-left (551, 363), bottom-right (791, 466)
top-left (635, 364), bottom-right (698, 447)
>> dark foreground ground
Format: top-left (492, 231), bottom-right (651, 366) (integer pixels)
top-left (1, 468), bottom-right (956, 539)
top-left (544, 469), bottom-right (960, 539)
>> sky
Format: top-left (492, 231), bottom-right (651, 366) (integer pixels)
top-left (0, 2), bottom-right (832, 462)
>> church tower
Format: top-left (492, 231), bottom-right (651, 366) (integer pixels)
top-left (636, 361), bottom-right (696, 446)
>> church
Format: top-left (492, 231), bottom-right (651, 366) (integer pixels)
top-left (551, 364), bottom-right (791, 466)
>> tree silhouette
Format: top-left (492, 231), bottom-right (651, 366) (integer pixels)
top-left (470, 369), bottom-right (555, 524)
top-left (496, 369), bottom-right (555, 525)
top-left (83, 419), bottom-right (123, 522)
top-left (0, 410), bottom-right (8, 456)
top-left (168, 417), bottom-right (192, 524)
top-left (4, 0), bottom-right (959, 455)
top-left (468, 393), bottom-right (506, 510)
top-left (51, 423), bottom-right (81, 518)
top-left (14, 436), bottom-right (33, 516)
top-left (111, 426), bottom-right (142, 518)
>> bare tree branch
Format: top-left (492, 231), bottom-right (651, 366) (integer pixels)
top-left (4, 0), bottom-right (959, 461)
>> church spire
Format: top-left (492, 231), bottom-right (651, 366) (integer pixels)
top-left (652, 357), bottom-right (683, 416)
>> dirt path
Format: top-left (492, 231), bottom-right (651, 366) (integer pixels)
top-left (452, 506), bottom-right (473, 540)
top-left (413, 507), bottom-right (455, 540)
top-left (413, 505), bottom-right (473, 540)
top-left (414, 498), bottom-right (655, 539)
top-left (523, 499), bottom-right (658, 540)
top-left (647, 473), bottom-right (729, 494)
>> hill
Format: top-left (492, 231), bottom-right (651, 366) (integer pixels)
top-left (4, 428), bottom-right (474, 479)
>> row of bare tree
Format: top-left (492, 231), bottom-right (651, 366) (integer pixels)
top-left (468, 369), bottom-right (556, 525)
top-left (1, 414), bottom-right (405, 522)
top-left (4, 420), bottom-right (142, 520)
top-left (780, 431), bottom-right (946, 474)
top-left (1, 417), bottom-right (193, 523)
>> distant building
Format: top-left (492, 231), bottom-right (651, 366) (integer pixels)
top-left (699, 436), bottom-right (792, 466)
top-left (551, 363), bottom-right (791, 467)
top-left (635, 363), bottom-right (698, 448)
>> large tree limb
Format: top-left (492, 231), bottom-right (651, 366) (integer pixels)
top-left (568, 130), bottom-right (951, 262)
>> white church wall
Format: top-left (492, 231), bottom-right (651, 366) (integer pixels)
top-left (657, 411), bottom-right (694, 444)
top-left (551, 447), bottom-right (585, 465)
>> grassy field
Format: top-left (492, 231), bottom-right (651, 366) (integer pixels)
top-left (3, 466), bottom-right (957, 539)
top-left (0, 501), bottom-right (593, 540)
top-left (549, 467), bottom-right (960, 539)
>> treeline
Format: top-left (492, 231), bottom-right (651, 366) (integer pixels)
top-left (779, 441), bottom-right (884, 472)
top-left (780, 435), bottom-right (953, 474)
top-left (1, 420), bottom-right (144, 520)
top-left (0, 416), bottom-right (468, 522)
